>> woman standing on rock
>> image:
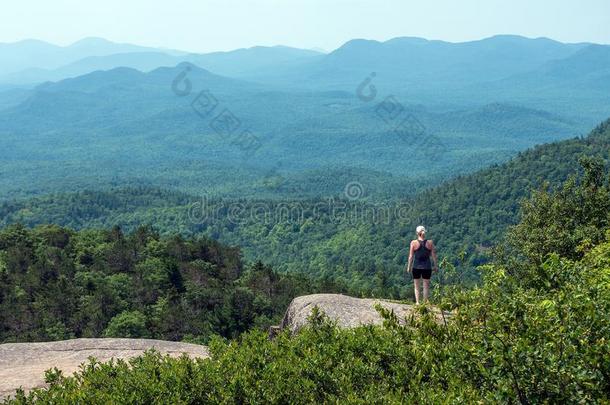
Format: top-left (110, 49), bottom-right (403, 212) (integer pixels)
top-left (406, 225), bottom-right (438, 304)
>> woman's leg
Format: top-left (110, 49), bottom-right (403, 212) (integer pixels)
top-left (413, 278), bottom-right (421, 304)
top-left (423, 279), bottom-right (430, 302)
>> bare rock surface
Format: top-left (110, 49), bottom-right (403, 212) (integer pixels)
top-left (281, 293), bottom-right (441, 333)
top-left (0, 338), bottom-right (209, 400)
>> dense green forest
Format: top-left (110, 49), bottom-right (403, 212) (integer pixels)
top-left (6, 154), bottom-right (609, 404)
top-left (1, 122), bottom-right (608, 347)
top-left (0, 59), bottom-right (589, 201)
top-left (2, 119), bottom-right (609, 294)
top-left (0, 224), bottom-right (346, 344)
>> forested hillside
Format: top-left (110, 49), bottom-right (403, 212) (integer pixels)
top-left (2, 119), bottom-right (609, 295)
top-left (0, 224), bottom-right (343, 344)
top-left (412, 118), bottom-right (610, 262)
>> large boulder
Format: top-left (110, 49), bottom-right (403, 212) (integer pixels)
top-left (0, 338), bottom-right (209, 400)
top-left (279, 293), bottom-right (441, 334)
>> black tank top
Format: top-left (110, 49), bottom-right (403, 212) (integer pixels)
top-left (414, 239), bottom-right (432, 269)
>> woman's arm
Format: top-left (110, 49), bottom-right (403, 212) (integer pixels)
top-left (429, 240), bottom-right (439, 272)
top-left (406, 241), bottom-right (415, 273)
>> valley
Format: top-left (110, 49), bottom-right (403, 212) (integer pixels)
top-left (1, 23), bottom-right (610, 402)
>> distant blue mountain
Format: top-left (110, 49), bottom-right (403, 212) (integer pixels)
top-left (457, 44), bottom-right (610, 122)
top-left (515, 44), bottom-right (610, 81)
top-left (232, 35), bottom-right (610, 126)
top-left (186, 46), bottom-right (323, 77)
top-left (1, 52), bottom-right (181, 84)
top-left (0, 39), bottom-right (323, 85)
top-left (0, 37), bottom-right (180, 77)
top-left (1, 35), bottom-right (608, 200)
top-left (240, 35), bottom-right (592, 91)
top-left (0, 62), bottom-right (585, 200)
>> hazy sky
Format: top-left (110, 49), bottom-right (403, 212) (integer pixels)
top-left (2, 0), bottom-right (609, 52)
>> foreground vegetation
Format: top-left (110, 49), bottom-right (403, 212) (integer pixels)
top-left (0, 225), bottom-right (345, 343)
top-left (5, 158), bottom-right (610, 404)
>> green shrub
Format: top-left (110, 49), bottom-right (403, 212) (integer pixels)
top-left (104, 311), bottom-right (149, 338)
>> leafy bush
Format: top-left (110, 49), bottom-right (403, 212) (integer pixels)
top-left (104, 311), bottom-right (149, 338)
top-left (504, 156), bottom-right (610, 267)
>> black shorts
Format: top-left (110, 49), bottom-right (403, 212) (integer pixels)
top-left (412, 268), bottom-right (432, 280)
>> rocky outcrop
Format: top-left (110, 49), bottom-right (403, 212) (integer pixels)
top-left (280, 293), bottom-right (443, 334)
top-left (1, 296), bottom-right (446, 398)
top-left (0, 338), bottom-right (209, 400)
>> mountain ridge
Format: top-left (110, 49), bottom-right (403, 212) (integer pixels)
top-left (1, 118), bottom-right (608, 281)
